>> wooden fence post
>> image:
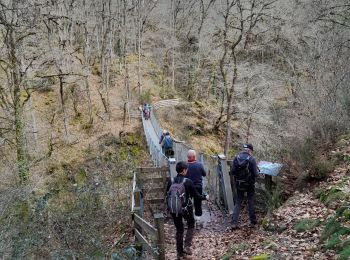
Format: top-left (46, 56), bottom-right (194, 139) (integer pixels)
top-left (218, 154), bottom-right (234, 214)
top-left (227, 160), bottom-right (237, 205)
top-left (265, 175), bottom-right (273, 192)
top-left (154, 213), bottom-right (165, 260)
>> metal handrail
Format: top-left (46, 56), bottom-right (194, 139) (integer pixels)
top-left (142, 107), bottom-right (223, 205)
top-left (149, 109), bottom-right (163, 139)
top-left (141, 111), bottom-right (168, 167)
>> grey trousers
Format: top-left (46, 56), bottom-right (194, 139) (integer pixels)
top-left (232, 186), bottom-right (257, 225)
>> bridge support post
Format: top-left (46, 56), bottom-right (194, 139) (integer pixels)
top-left (218, 154), bottom-right (234, 214)
top-left (154, 213), bottom-right (165, 260)
top-left (168, 158), bottom-right (177, 178)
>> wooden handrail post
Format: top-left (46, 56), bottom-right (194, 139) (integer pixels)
top-left (227, 160), bottom-right (237, 205)
top-left (218, 154), bottom-right (234, 214)
top-left (154, 213), bottom-right (165, 260)
top-left (133, 212), bottom-right (143, 257)
top-left (169, 157), bottom-right (177, 178)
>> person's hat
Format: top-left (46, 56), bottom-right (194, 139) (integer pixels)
top-left (243, 143), bottom-right (254, 151)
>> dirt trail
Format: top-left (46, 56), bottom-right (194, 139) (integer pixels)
top-left (164, 193), bottom-right (336, 260)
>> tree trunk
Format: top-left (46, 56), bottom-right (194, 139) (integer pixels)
top-left (137, 0), bottom-right (142, 95)
top-left (224, 93), bottom-right (233, 155)
top-left (171, 0), bottom-right (175, 91)
top-left (10, 17), bottom-right (29, 183)
top-left (58, 75), bottom-right (70, 143)
top-left (29, 95), bottom-right (39, 149)
top-left (100, 1), bottom-right (111, 114)
top-left (84, 75), bottom-right (93, 125)
top-left (70, 86), bottom-right (80, 118)
top-left (224, 52), bottom-right (238, 156)
top-left (123, 0), bottom-right (131, 124)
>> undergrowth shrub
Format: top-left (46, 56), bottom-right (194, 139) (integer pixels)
top-left (314, 178), bottom-right (350, 208)
top-left (0, 133), bottom-right (147, 259)
top-left (311, 119), bottom-right (347, 144)
top-left (285, 136), bottom-right (335, 182)
top-left (308, 159), bottom-right (334, 180)
top-left (263, 183), bottom-right (284, 217)
top-left (139, 89), bottom-right (152, 104)
top-left (293, 218), bottom-right (320, 232)
top-left (91, 63), bottom-right (101, 76)
top-left (320, 207), bottom-right (350, 259)
top-left (222, 243), bottom-right (250, 260)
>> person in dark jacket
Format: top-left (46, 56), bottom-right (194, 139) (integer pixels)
top-left (159, 129), bottom-right (167, 145)
top-left (186, 149), bottom-right (207, 226)
top-left (167, 161), bottom-right (207, 259)
top-left (230, 143), bottom-right (259, 229)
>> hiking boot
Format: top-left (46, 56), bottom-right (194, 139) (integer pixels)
top-left (195, 221), bottom-right (204, 230)
top-left (248, 222), bottom-right (256, 228)
top-left (231, 224), bottom-right (239, 230)
top-left (177, 254), bottom-right (185, 260)
top-left (184, 246), bottom-right (192, 255)
top-left (195, 216), bottom-right (203, 230)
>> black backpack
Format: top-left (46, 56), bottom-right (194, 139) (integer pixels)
top-left (167, 178), bottom-right (186, 216)
top-left (233, 155), bottom-right (252, 190)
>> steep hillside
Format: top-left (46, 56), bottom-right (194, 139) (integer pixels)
top-left (0, 58), bottom-right (152, 258)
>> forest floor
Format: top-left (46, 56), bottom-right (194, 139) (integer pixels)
top-left (163, 142), bottom-right (350, 260)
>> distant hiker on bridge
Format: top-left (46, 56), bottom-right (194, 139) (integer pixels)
top-left (160, 131), bottom-right (174, 158)
top-left (167, 161), bottom-right (208, 259)
top-left (230, 143), bottom-right (259, 229)
top-left (186, 149), bottom-right (207, 228)
top-left (142, 103), bottom-right (150, 120)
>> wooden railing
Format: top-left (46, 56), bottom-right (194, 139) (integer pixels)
top-left (131, 169), bottom-right (167, 260)
top-left (132, 213), bottom-right (165, 260)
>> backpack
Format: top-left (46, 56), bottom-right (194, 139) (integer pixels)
top-left (163, 135), bottom-right (173, 150)
top-left (167, 178), bottom-right (186, 216)
top-left (234, 155), bottom-right (252, 190)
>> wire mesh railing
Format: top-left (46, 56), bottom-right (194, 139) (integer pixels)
top-left (149, 109), bottom-right (163, 140)
top-left (146, 107), bottom-right (227, 209)
top-left (141, 110), bottom-right (168, 167)
top-left (142, 101), bottom-right (276, 214)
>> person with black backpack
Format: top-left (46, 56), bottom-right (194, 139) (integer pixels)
top-left (230, 143), bottom-right (259, 229)
top-left (167, 161), bottom-right (208, 259)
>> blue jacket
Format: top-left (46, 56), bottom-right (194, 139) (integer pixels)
top-left (187, 161), bottom-right (206, 188)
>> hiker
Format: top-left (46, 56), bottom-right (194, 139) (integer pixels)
top-left (142, 103), bottom-right (150, 120)
top-left (230, 143), bottom-right (259, 229)
top-left (186, 149), bottom-right (207, 228)
top-left (167, 161), bottom-right (208, 259)
top-left (160, 131), bottom-right (174, 157)
top-left (159, 129), bottom-right (167, 147)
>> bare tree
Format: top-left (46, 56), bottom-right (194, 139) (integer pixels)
top-left (212, 0), bottom-right (276, 155)
top-left (0, 0), bottom-right (44, 182)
